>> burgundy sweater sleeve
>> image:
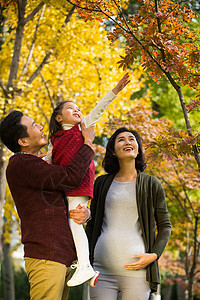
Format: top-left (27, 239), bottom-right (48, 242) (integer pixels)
top-left (7, 144), bottom-right (94, 191)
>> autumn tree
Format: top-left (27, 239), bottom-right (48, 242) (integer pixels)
top-left (100, 104), bottom-right (200, 299)
top-left (62, 2), bottom-right (200, 297)
top-left (147, 138), bottom-right (200, 299)
top-left (66, 0), bottom-right (200, 172)
top-left (0, 0), bottom-right (148, 296)
top-left (0, 0), bottom-right (75, 296)
top-left (1, 0), bottom-right (199, 298)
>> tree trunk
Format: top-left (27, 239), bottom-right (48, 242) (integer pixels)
top-left (2, 225), bottom-right (15, 300)
top-left (0, 143), bottom-right (7, 262)
top-left (154, 0), bottom-right (200, 172)
top-left (7, 0), bottom-right (27, 89)
top-left (187, 276), bottom-right (194, 300)
top-left (186, 217), bottom-right (199, 300)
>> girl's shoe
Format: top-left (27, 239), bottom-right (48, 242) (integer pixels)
top-left (88, 271), bottom-right (99, 287)
top-left (67, 264), bottom-right (98, 287)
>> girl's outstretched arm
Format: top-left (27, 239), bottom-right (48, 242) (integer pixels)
top-left (84, 73), bottom-right (130, 128)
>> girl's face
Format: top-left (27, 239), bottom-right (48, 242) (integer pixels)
top-left (114, 131), bottom-right (139, 160)
top-left (56, 102), bottom-right (83, 125)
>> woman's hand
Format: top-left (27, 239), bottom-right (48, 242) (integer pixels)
top-left (69, 204), bottom-right (91, 224)
top-left (123, 253), bottom-right (158, 270)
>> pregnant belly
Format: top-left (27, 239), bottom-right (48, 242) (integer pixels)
top-left (93, 230), bottom-right (145, 274)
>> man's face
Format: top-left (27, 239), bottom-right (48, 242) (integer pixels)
top-left (20, 116), bottom-right (47, 153)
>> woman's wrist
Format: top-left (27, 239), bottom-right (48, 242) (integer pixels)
top-left (85, 207), bottom-right (91, 222)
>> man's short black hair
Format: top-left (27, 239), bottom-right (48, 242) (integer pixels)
top-left (0, 110), bottom-right (29, 153)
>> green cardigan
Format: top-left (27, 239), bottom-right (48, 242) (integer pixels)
top-left (86, 171), bottom-right (171, 293)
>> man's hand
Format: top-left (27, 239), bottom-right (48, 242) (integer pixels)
top-left (123, 253), bottom-right (158, 270)
top-left (81, 122), bottom-right (95, 147)
top-left (69, 203), bottom-right (91, 224)
top-left (112, 73), bottom-right (130, 95)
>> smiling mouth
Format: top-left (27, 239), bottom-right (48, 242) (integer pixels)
top-left (124, 147), bottom-right (133, 151)
top-left (73, 114), bottom-right (80, 118)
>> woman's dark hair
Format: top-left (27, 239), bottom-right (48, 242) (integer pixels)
top-left (0, 110), bottom-right (29, 153)
top-left (103, 127), bottom-right (146, 174)
top-left (49, 101), bottom-right (71, 138)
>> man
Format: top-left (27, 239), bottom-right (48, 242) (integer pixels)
top-left (0, 110), bottom-right (95, 300)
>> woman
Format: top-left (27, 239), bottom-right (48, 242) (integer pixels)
top-left (86, 127), bottom-right (171, 300)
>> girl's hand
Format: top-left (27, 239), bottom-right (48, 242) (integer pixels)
top-left (123, 253), bottom-right (158, 270)
top-left (112, 73), bottom-right (130, 95)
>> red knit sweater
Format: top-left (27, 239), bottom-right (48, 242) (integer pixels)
top-left (6, 145), bottom-right (94, 266)
top-left (51, 124), bottom-right (95, 198)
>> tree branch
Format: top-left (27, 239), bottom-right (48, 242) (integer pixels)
top-left (171, 161), bottom-right (195, 216)
top-left (67, 0), bottom-right (101, 13)
top-left (155, 0), bottom-right (166, 62)
top-left (27, 51), bottom-right (52, 84)
top-left (63, 5), bottom-right (76, 25)
top-left (7, 0), bottom-right (26, 89)
top-left (194, 269), bottom-right (200, 276)
top-left (0, 78), bottom-right (11, 116)
top-left (24, 1), bottom-right (45, 24)
top-left (67, 0), bottom-right (200, 170)
top-left (83, 58), bottom-right (102, 98)
top-left (19, 4), bottom-right (46, 80)
top-left (25, 51), bottom-right (54, 89)
top-left (26, 5), bottom-right (75, 85)
top-left (66, 0), bottom-right (180, 88)
top-left (157, 175), bottom-right (193, 223)
top-left (36, 99), bottom-right (50, 125)
top-left (39, 72), bottom-right (55, 109)
top-left (189, 216), bottom-right (199, 284)
top-left (0, 78), bottom-right (9, 98)
top-left (33, 55), bottom-right (55, 109)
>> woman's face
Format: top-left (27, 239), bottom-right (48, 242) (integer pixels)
top-left (114, 131), bottom-right (139, 160)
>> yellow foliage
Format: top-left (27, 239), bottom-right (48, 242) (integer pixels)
top-left (0, 1), bottom-right (149, 247)
top-left (3, 186), bottom-right (20, 245)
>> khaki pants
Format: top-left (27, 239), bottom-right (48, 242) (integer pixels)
top-left (24, 257), bottom-right (71, 300)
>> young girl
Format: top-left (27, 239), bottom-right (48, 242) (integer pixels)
top-left (48, 73), bottom-right (130, 287)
